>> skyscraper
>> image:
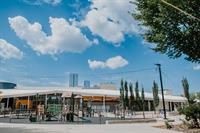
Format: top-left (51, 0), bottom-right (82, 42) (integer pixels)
top-left (69, 73), bottom-right (78, 87)
top-left (84, 80), bottom-right (90, 89)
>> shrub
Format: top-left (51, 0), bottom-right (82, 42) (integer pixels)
top-left (179, 103), bottom-right (200, 128)
top-left (165, 121), bottom-right (173, 129)
top-left (180, 119), bottom-right (193, 129)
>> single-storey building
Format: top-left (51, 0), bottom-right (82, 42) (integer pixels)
top-left (0, 85), bottom-right (186, 114)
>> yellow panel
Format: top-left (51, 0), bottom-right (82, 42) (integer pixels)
top-left (15, 100), bottom-right (32, 109)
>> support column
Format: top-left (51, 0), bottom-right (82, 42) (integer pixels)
top-left (181, 102), bottom-right (184, 108)
top-left (27, 96), bottom-right (30, 110)
top-left (91, 96), bottom-right (93, 108)
top-left (103, 95), bottom-right (106, 113)
top-left (169, 102), bottom-right (171, 112)
top-left (12, 97), bottom-right (15, 110)
top-left (36, 94), bottom-right (38, 116)
top-left (45, 94), bottom-right (48, 107)
top-left (148, 100), bottom-right (151, 111)
top-left (6, 98), bottom-right (9, 108)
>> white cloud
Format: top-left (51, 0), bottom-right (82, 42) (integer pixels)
top-left (106, 56), bottom-right (128, 69)
top-left (92, 38), bottom-right (99, 45)
top-left (0, 39), bottom-right (23, 60)
top-left (22, 0), bottom-right (62, 6)
top-left (88, 60), bottom-right (106, 69)
top-left (88, 56), bottom-right (128, 70)
top-left (81, 0), bottom-right (141, 44)
top-left (9, 16), bottom-right (93, 55)
top-left (193, 65), bottom-right (200, 70)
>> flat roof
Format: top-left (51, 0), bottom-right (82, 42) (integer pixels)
top-left (0, 86), bottom-right (186, 102)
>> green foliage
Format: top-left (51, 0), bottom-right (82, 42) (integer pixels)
top-left (165, 121), bottom-right (173, 129)
top-left (141, 87), bottom-right (145, 105)
top-left (129, 83), bottom-right (135, 111)
top-left (179, 77), bottom-right (200, 129)
top-left (152, 81), bottom-right (159, 110)
top-left (179, 103), bottom-right (200, 128)
top-left (196, 92), bottom-right (200, 100)
top-left (133, 0), bottom-right (200, 63)
top-left (182, 77), bottom-right (190, 103)
top-left (191, 92), bottom-right (200, 101)
top-left (180, 119), bottom-right (194, 129)
top-left (135, 81), bottom-right (142, 110)
top-left (124, 81), bottom-right (129, 108)
top-left (120, 79), bottom-right (125, 109)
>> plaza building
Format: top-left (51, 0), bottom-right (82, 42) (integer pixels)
top-left (0, 83), bottom-right (186, 115)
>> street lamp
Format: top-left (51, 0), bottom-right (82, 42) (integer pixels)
top-left (155, 64), bottom-right (167, 119)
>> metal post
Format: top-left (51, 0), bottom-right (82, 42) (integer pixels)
top-left (155, 64), bottom-right (167, 119)
top-left (6, 98), bottom-right (9, 108)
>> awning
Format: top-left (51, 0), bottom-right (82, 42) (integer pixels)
top-left (74, 95), bottom-right (82, 99)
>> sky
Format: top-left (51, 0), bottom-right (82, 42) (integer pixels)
top-left (0, 0), bottom-right (199, 95)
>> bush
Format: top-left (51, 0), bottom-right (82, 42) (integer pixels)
top-left (179, 103), bottom-right (200, 128)
top-left (180, 119), bottom-right (193, 129)
top-left (165, 121), bottom-right (173, 129)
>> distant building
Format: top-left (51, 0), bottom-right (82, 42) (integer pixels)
top-left (0, 81), bottom-right (16, 89)
top-left (84, 80), bottom-right (90, 89)
top-left (69, 73), bottom-right (78, 87)
top-left (159, 89), bottom-right (173, 95)
top-left (99, 83), bottom-right (116, 90)
top-left (92, 85), bottom-right (100, 89)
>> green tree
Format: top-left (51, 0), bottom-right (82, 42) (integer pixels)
top-left (135, 81), bottom-right (141, 110)
top-left (133, 0), bottom-right (200, 63)
top-left (195, 92), bottom-right (200, 100)
top-left (120, 79), bottom-right (125, 110)
top-left (152, 81), bottom-right (159, 113)
top-left (124, 81), bottom-right (129, 109)
top-left (179, 78), bottom-right (200, 128)
top-left (141, 87), bottom-right (145, 118)
top-left (129, 82), bottom-right (135, 111)
top-left (182, 77), bottom-right (190, 103)
top-left (179, 103), bottom-right (200, 128)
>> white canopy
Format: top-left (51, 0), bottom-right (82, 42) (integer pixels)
top-left (0, 86), bottom-right (186, 102)
top-left (61, 92), bottom-right (72, 98)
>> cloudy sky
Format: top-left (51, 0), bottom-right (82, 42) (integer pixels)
top-left (0, 0), bottom-right (199, 94)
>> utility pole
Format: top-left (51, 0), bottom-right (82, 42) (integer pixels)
top-left (155, 64), bottom-right (167, 119)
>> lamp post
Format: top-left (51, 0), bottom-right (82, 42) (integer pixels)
top-left (155, 64), bottom-right (167, 119)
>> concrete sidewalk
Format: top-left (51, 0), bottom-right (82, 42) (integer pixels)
top-left (0, 123), bottom-right (180, 133)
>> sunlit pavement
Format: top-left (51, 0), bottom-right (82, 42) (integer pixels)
top-left (0, 122), bottom-right (180, 133)
top-left (0, 114), bottom-right (184, 133)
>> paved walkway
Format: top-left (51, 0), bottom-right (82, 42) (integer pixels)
top-left (0, 123), bottom-right (180, 133)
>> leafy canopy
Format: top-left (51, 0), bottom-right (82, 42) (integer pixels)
top-left (133, 0), bottom-right (200, 63)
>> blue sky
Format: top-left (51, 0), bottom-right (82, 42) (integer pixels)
top-left (0, 0), bottom-right (199, 95)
